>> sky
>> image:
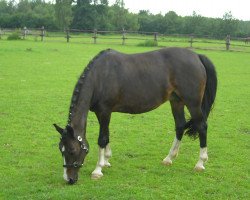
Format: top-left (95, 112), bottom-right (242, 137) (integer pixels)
top-left (109, 0), bottom-right (250, 21)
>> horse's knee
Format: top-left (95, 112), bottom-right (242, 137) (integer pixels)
top-left (98, 135), bottom-right (109, 149)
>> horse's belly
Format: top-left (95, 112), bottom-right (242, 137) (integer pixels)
top-left (112, 94), bottom-right (168, 114)
top-left (114, 104), bottom-right (163, 114)
top-left (111, 81), bottom-right (173, 114)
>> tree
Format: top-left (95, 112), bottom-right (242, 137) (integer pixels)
top-left (76, 0), bottom-right (92, 6)
top-left (237, 21), bottom-right (250, 37)
top-left (138, 10), bottom-right (154, 32)
top-left (220, 11), bottom-right (239, 36)
top-left (0, 0), bottom-right (12, 27)
top-left (55, 0), bottom-right (72, 30)
top-left (17, 0), bottom-right (32, 14)
top-left (114, 0), bottom-right (124, 8)
top-left (94, 3), bottom-right (109, 30)
top-left (108, 0), bottom-right (127, 30)
top-left (164, 11), bottom-right (182, 34)
top-left (124, 12), bottom-right (139, 31)
top-left (100, 0), bottom-right (108, 5)
top-left (0, 0), bottom-right (249, 37)
top-left (71, 4), bottom-right (96, 29)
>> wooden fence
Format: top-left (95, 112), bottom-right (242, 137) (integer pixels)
top-left (0, 27), bottom-right (250, 52)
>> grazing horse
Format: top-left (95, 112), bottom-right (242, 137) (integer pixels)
top-left (53, 47), bottom-right (217, 184)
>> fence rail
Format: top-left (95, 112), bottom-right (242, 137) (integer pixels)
top-left (1, 27), bottom-right (250, 52)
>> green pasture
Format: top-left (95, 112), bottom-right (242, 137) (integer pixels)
top-left (0, 39), bottom-right (249, 199)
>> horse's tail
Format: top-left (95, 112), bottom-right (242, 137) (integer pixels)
top-left (199, 54), bottom-right (217, 120)
top-left (185, 54), bottom-right (217, 137)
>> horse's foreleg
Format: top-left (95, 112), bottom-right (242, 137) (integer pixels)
top-left (91, 147), bottom-right (105, 179)
top-left (91, 111), bottom-right (111, 179)
top-left (104, 143), bottom-right (112, 167)
top-left (163, 100), bottom-right (185, 166)
top-left (91, 143), bottom-right (112, 179)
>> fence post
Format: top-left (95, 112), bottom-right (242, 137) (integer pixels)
top-left (0, 27), bottom-right (2, 39)
top-left (154, 32), bottom-right (158, 42)
top-left (226, 35), bottom-right (230, 50)
top-left (189, 35), bottom-right (194, 47)
top-left (66, 29), bottom-right (70, 43)
top-left (122, 28), bottom-right (126, 45)
top-left (23, 27), bottom-right (27, 40)
top-left (41, 26), bottom-right (45, 41)
top-left (93, 29), bottom-right (97, 44)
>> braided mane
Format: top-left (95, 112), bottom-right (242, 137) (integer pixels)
top-left (67, 49), bottom-right (111, 125)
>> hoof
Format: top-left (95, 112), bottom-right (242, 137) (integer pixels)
top-left (162, 158), bottom-right (172, 166)
top-left (194, 165), bottom-right (205, 172)
top-left (91, 172), bottom-right (103, 180)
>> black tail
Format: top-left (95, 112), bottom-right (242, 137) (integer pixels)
top-left (199, 54), bottom-right (217, 120)
top-left (185, 54), bottom-right (217, 137)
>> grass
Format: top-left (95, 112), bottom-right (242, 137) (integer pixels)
top-left (137, 40), bottom-right (158, 47)
top-left (0, 39), bottom-right (249, 199)
top-left (7, 32), bottom-right (21, 40)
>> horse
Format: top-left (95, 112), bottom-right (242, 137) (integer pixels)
top-left (53, 47), bottom-right (217, 184)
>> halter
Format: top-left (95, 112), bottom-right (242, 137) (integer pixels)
top-left (63, 161), bottom-right (83, 168)
top-left (62, 136), bottom-right (89, 168)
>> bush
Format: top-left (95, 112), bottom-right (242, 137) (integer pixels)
top-left (137, 40), bottom-right (158, 47)
top-left (7, 32), bottom-right (21, 40)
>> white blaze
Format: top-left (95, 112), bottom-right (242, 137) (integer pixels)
top-left (62, 146), bottom-right (65, 152)
top-left (62, 146), bottom-right (69, 181)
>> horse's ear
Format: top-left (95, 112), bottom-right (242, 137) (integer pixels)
top-left (66, 125), bottom-right (74, 138)
top-left (53, 124), bottom-right (64, 135)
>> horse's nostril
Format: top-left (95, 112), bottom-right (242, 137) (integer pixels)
top-left (68, 178), bottom-right (76, 185)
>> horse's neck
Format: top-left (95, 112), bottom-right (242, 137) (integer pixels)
top-left (68, 77), bottom-right (94, 138)
top-left (70, 107), bottom-right (89, 138)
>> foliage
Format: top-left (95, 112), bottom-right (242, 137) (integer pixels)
top-left (7, 31), bottom-right (21, 40)
top-left (72, 4), bottom-right (109, 30)
top-left (0, 0), bottom-right (250, 37)
top-left (0, 40), bottom-right (249, 199)
top-left (0, 0), bottom-right (57, 29)
top-left (137, 39), bottom-right (158, 47)
top-left (220, 11), bottom-right (239, 36)
top-left (55, 0), bottom-right (72, 30)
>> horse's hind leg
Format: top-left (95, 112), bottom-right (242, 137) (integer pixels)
top-left (163, 100), bottom-right (186, 166)
top-left (187, 105), bottom-right (208, 171)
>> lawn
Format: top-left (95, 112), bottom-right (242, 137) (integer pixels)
top-left (0, 40), bottom-right (249, 199)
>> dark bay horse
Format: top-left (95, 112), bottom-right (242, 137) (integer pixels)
top-left (53, 47), bottom-right (217, 184)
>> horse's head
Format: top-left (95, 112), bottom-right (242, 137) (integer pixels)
top-left (53, 124), bottom-right (89, 184)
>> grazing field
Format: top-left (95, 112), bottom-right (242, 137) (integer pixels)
top-left (0, 40), bottom-right (249, 199)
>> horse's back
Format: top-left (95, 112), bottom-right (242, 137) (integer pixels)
top-left (90, 48), bottom-right (206, 113)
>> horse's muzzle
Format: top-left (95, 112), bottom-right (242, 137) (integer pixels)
top-left (68, 178), bottom-right (77, 185)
